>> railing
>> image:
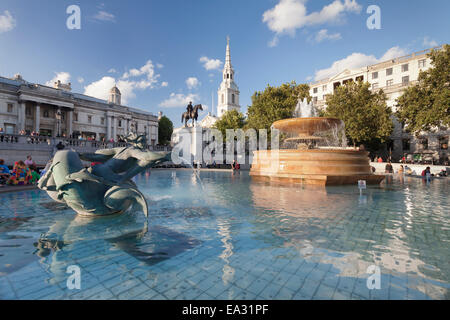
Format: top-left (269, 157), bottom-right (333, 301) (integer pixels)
top-left (0, 134), bottom-right (171, 152)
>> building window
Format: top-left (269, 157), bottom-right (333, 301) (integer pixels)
top-left (333, 82), bottom-right (341, 90)
top-left (118, 120), bottom-right (122, 127)
top-left (7, 103), bottom-right (14, 113)
top-left (439, 136), bottom-right (448, 150)
top-left (313, 88), bottom-right (318, 94)
top-left (221, 94), bottom-right (224, 104)
top-left (372, 83), bottom-right (379, 90)
top-left (386, 79), bottom-right (394, 87)
top-left (401, 64), bottom-right (409, 72)
top-left (386, 68), bottom-right (393, 76)
top-left (88, 115), bottom-right (92, 124)
top-left (372, 72), bottom-right (378, 79)
top-left (355, 76), bottom-right (364, 82)
top-left (313, 97), bottom-right (318, 103)
top-left (43, 110), bottom-right (50, 118)
top-left (418, 59), bottom-right (426, 68)
top-left (101, 117), bottom-right (105, 125)
top-left (230, 74), bottom-right (233, 80)
top-left (232, 94), bottom-right (235, 104)
top-left (402, 76), bottom-right (410, 85)
top-left (402, 139), bottom-right (410, 151)
top-left (26, 106), bottom-right (32, 116)
top-left (61, 112), bottom-right (65, 120)
top-left (322, 85), bottom-right (327, 91)
top-left (74, 113), bottom-right (78, 122)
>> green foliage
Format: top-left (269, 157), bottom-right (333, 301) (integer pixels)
top-left (213, 109), bottom-right (246, 139)
top-left (158, 116), bottom-right (173, 145)
top-left (396, 44), bottom-right (450, 134)
top-left (246, 81), bottom-right (311, 133)
top-left (324, 81), bottom-right (393, 148)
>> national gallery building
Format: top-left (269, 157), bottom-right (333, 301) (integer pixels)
top-left (0, 74), bottom-right (159, 146)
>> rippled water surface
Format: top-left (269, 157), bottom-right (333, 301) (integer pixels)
top-left (0, 170), bottom-right (449, 300)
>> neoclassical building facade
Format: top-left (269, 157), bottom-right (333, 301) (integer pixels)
top-left (309, 46), bottom-right (449, 162)
top-left (0, 75), bottom-right (159, 146)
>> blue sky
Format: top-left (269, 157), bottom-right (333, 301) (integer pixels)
top-left (0, 0), bottom-right (448, 125)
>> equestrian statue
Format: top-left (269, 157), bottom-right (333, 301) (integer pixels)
top-left (181, 101), bottom-right (203, 127)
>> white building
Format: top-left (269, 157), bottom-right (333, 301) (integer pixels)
top-left (0, 74), bottom-right (159, 146)
top-left (309, 47), bottom-right (449, 162)
top-left (217, 37), bottom-right (241, 118)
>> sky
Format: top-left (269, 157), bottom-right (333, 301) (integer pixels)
top-left (0, 0), bottom-right (449, 126)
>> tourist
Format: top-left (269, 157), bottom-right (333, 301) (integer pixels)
top-left (422, 167), bottom-right (432, 178)
top-left (385, 162), bottom-right (394, 174)
top-left (0, 159), bottom-right (10, 186)
top-left (24, 155), bottom-right (35, 168)
top-left (56, 141), bottom-right (65, 151)
top-left (437, 169), bottom-right (448, 177)
top-left (371, 166), bottom-right (376, 173)
top-left (232, 160), bottom-right (240, 171)
top-left (404, 165), bottom-right (413, 175)
top-left (377, 157), bottom-right (383, 163)
top-left (402, 154), bottom-right (407, 164)
top-left (398, 165), bottom-right (404, 174)
top-left (29, 167), bottom-right (41, 185)
top-left (7, 161), bottom-right (32, 185)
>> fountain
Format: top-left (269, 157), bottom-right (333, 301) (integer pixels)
top-left (250, 98), bottom-right (385, 186)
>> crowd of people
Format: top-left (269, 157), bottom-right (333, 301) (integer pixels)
top-left (0, 156), bottom-right (41, 188)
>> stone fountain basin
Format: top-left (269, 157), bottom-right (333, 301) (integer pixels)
top-left (272, 117), bottom-right (343, 136)
top-left (250, 149), bottom-right (384, 186)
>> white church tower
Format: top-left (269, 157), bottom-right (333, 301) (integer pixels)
top-left (217, 36), bottom-right (240, 118)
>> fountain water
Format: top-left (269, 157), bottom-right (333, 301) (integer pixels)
top-left (250, 98), bottom-right (384, 186)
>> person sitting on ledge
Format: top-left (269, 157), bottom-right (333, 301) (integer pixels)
top-left (29, 166), bottom-right (41, 185)
top-left (7, 161), bottom-right (32, 186)
top-left (378, 157), bottom-right (383, 163)
top-left (0, 159), bottom-right (10, 186)
top-left (385, 162), bottom-right (394, 174)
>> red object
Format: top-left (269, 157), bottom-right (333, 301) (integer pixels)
top-left (377, 158), bottom-right (383, 163)
top-left (91, 162), bottom-right (102, 167)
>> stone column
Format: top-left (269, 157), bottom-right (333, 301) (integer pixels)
top-left (68, 110), bottom-right (73, 137)
top-left (106, 115), bottom-right (112, 141)
top-left (18, 101), bottom-right (26, 133)
top-left (112, 116), bottom-right (117, 142)
top-left (35, 103), bottom-right (40, 133)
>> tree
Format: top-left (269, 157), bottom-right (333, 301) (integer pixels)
top-left (246, 81), bottom-right (311, 133)
top-left (396, 44), bottom-right (450, 135)
top-left (323, 81), bottom-right (393, 149)
top-left (213, 109), bottom-right (246, 139)
top-left (158, 116), bottom-right (173, 145)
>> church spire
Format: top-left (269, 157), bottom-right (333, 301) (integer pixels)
top-left (217, 36), bottom-right (240, 118)
top-left (225, 36), bottom-right (232, 69)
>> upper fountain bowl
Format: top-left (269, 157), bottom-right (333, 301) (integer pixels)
top-left (272, 117), bottom-right (343, 137)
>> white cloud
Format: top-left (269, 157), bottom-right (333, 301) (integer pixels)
top-left (94, 11), bottom-right (116, 22)
top-left (84, 76), bottom-right (116, 101)
top-left (262, 0), bottom-right (361, 45)
top-left (159, 93), bottom-right (200, 108)
top-left (83, 60), bottom-right (162, 105)
top-left (46, 72), bottom-right (71, 87)
top-left (77, 77), bottom-right (84, 84)
top-left (314, 29), bottom-right (341, 43)
top-left (199, 56), bottom-right (223, 71)
top-left (423, 36), bottom-right (438, 48)
top-left (185, 77), bottom-right (200, 90)
top-left (161, 81), bottom-right (169, 87)
top-left (156, 63), bottom-right (164, 69)
top-left (108, 68), bottom-right (117, 74)
top-left (0, 10), bottom-right (16, 33)
top-left (314, 46), bottom-right (408, 81)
